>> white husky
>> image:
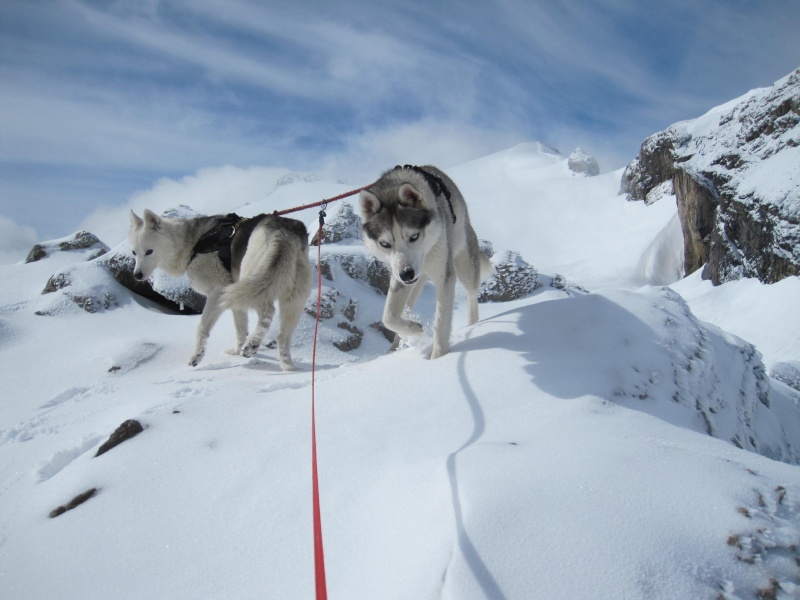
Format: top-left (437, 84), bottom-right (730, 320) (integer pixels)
top-left (359, 165), bottom-right (492, 359)
top-left (128, 209), bottom-right (312, 371)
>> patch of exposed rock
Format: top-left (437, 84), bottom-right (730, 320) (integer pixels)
top-left (104, 249), bottom-right (206, 314)
top-left (567, 147), bottom-right (600, 176)
top-left (621, 68), bottom-right (800, 285)
top-left (479, 250), bottom-right (542, 302)
top-left (26, 231), bottom-right (109, 263)
top-left (310, 202), bottom-right (362, 245)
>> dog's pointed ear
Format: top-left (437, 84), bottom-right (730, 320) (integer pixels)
top-left (130, 209), bottom-right (143, 229)
top-left (359, 189), bottom-right (381, 220)
top-left (398, 183), bottom-right (425, 208)
top-left (143, 208), bottom-right (162, 231)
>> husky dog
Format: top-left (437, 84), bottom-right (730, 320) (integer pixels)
top-left (359, 165), bottom-right (492, 359)
top-left (129, 209), bottom-right (312, 371)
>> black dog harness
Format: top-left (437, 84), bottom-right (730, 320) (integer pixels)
top-left (190, 213), bottom-right (242, 273)
top-left (395, 165), bottom-right (457, 224)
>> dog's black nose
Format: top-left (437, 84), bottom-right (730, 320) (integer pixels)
top-left (399, 267), bottom-right (416, 283)
top-left (134, 271), bottom-right (144, 281)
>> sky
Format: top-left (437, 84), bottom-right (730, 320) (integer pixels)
top-left (1, 0), bottom-right (800, 253)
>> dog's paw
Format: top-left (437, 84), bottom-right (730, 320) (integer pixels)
top-left (429, 345), bottom-right (448, 360)
top-left (398, 320), bottom-right (424, 337)
top-left (224, 347), bottom-right (242, 356)
top-left (241, 343), bottom-right (258, 358)
top-left (188, 351), bottom-right (204, 367)
top-left (280, 363), bottom-right (300, 373)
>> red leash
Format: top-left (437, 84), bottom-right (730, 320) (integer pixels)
top-left (283, 183), bottom-right (369, 598)
top-left (311, 204), bottom-right (329, 599)
top-left (275, 185), bottom-right (371, 217)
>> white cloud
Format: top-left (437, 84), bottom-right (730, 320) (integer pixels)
top-left (2, 0), bottom-right (799, 241)
top-left (81, 165), bottom-right (292, 246)
top-left (316, 119), bottom-right (527, 184)
top-left (0, 215), bottom-right (38, 266)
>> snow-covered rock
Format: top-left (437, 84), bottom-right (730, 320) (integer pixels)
top-left (25, 230), bottom-right (108, 264)
top-left (479, 250), bottom-right (541, 302)
top-left (621, 67), bottom-right (800, 285)
top-left (567, 147), bottom-right (600, 176)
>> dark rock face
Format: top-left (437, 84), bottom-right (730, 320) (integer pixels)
top-left (673, 168), bottom-right (719, 276)
top-left (620, 129), bottom-right (689, 202)
top-left (621, 68), bottom-right (800, 285)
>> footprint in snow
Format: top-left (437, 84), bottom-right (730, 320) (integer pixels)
top-left (105, 341), bottom-right (161, 374)
top-left (38, 386), bottom-right (92, 410)
top-left (35, 435), bottom-right (104, 482)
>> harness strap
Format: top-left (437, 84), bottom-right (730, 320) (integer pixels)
top-left (190, 213), bottom-right (242, 272)
top-left (395, 165), bottom-right (457, 224)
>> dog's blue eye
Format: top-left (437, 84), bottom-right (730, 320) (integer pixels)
top-left (379, 241), bottom-right (391, 249)
top-left (146, 249), bottom-right (153, 256)
top-left (409, 233), bottom-right (419, 242)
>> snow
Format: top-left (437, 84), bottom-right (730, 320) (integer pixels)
top-left (1, 142), bottom-right (799, 599)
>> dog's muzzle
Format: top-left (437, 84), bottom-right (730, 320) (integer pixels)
top-left (134, 271), bottom-right (145, 281)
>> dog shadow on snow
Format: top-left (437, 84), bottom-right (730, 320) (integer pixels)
top-left (457, 293), bottom-right (665, 401)
top-left (445, 328), bottom-right (510, 600)
top-left (445, 294), bottom-right (664, 598)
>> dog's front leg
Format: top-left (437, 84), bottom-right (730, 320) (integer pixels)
top-left (430, 269), bottom-right (456, 359)
top-left (189, 292), bottom-right (225, 366)
top-left (383, 279), bottom-right (424, 338)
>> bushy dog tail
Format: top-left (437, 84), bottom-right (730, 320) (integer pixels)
top-left (221, 228), bottom-right (310, 312)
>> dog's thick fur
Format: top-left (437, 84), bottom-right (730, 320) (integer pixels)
top-left (359, 166), bottom-right (492, 359)
top-left (128, 209), bottom-right (312, 371)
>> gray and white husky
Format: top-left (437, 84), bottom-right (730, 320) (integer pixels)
top-left (128, 209), bottom-right (312, 371)
top-left (359, 165), bottom-right (492, 359)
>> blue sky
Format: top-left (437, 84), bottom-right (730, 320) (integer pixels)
top-left (1, 0), bottom-right (799, 253)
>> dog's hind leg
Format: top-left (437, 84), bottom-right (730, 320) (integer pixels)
top-left (241, 302), bottom-right (275, 359)
top-left (454, 249), bottom-right (481, 326)
top-left (225, 308), bottom-right (249, 355)
top-left (190, 291), bottom-right (226, 366)
top-left (275, 297), bottom-right (304, 371)
top-left (430, 270), bottom-right (456, 360)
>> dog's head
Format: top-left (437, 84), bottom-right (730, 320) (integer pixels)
top-left (359, 182), bottom-right (442, 286)
top-left (128, 209), bottom-right (167, 282)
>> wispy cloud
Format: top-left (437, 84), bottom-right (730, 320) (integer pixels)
top-left (1, 0), bottom-right (799, 241)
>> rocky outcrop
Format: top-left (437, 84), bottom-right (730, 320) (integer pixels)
top-left (479, 250), bottom-right (542, 302)
top-left (622, 68), bottom-right (800, 285)
top-left (620, 129), bottom-right (688, 201)
top-left (310, 202), bottom-right (362, 245)
top-left (26, 231), bottom-right (108, 263)
top-left (104, 249), bottom-right (206, 314)
top-left (95, 419), bottom-right (144, 457)
top-left (567, 147), bottom-right (600, 176)
top-left (673, 168), bottom-right (719, 275)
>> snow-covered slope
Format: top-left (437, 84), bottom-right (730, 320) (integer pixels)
top-left (1, 143), bottom-right (799, 599)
